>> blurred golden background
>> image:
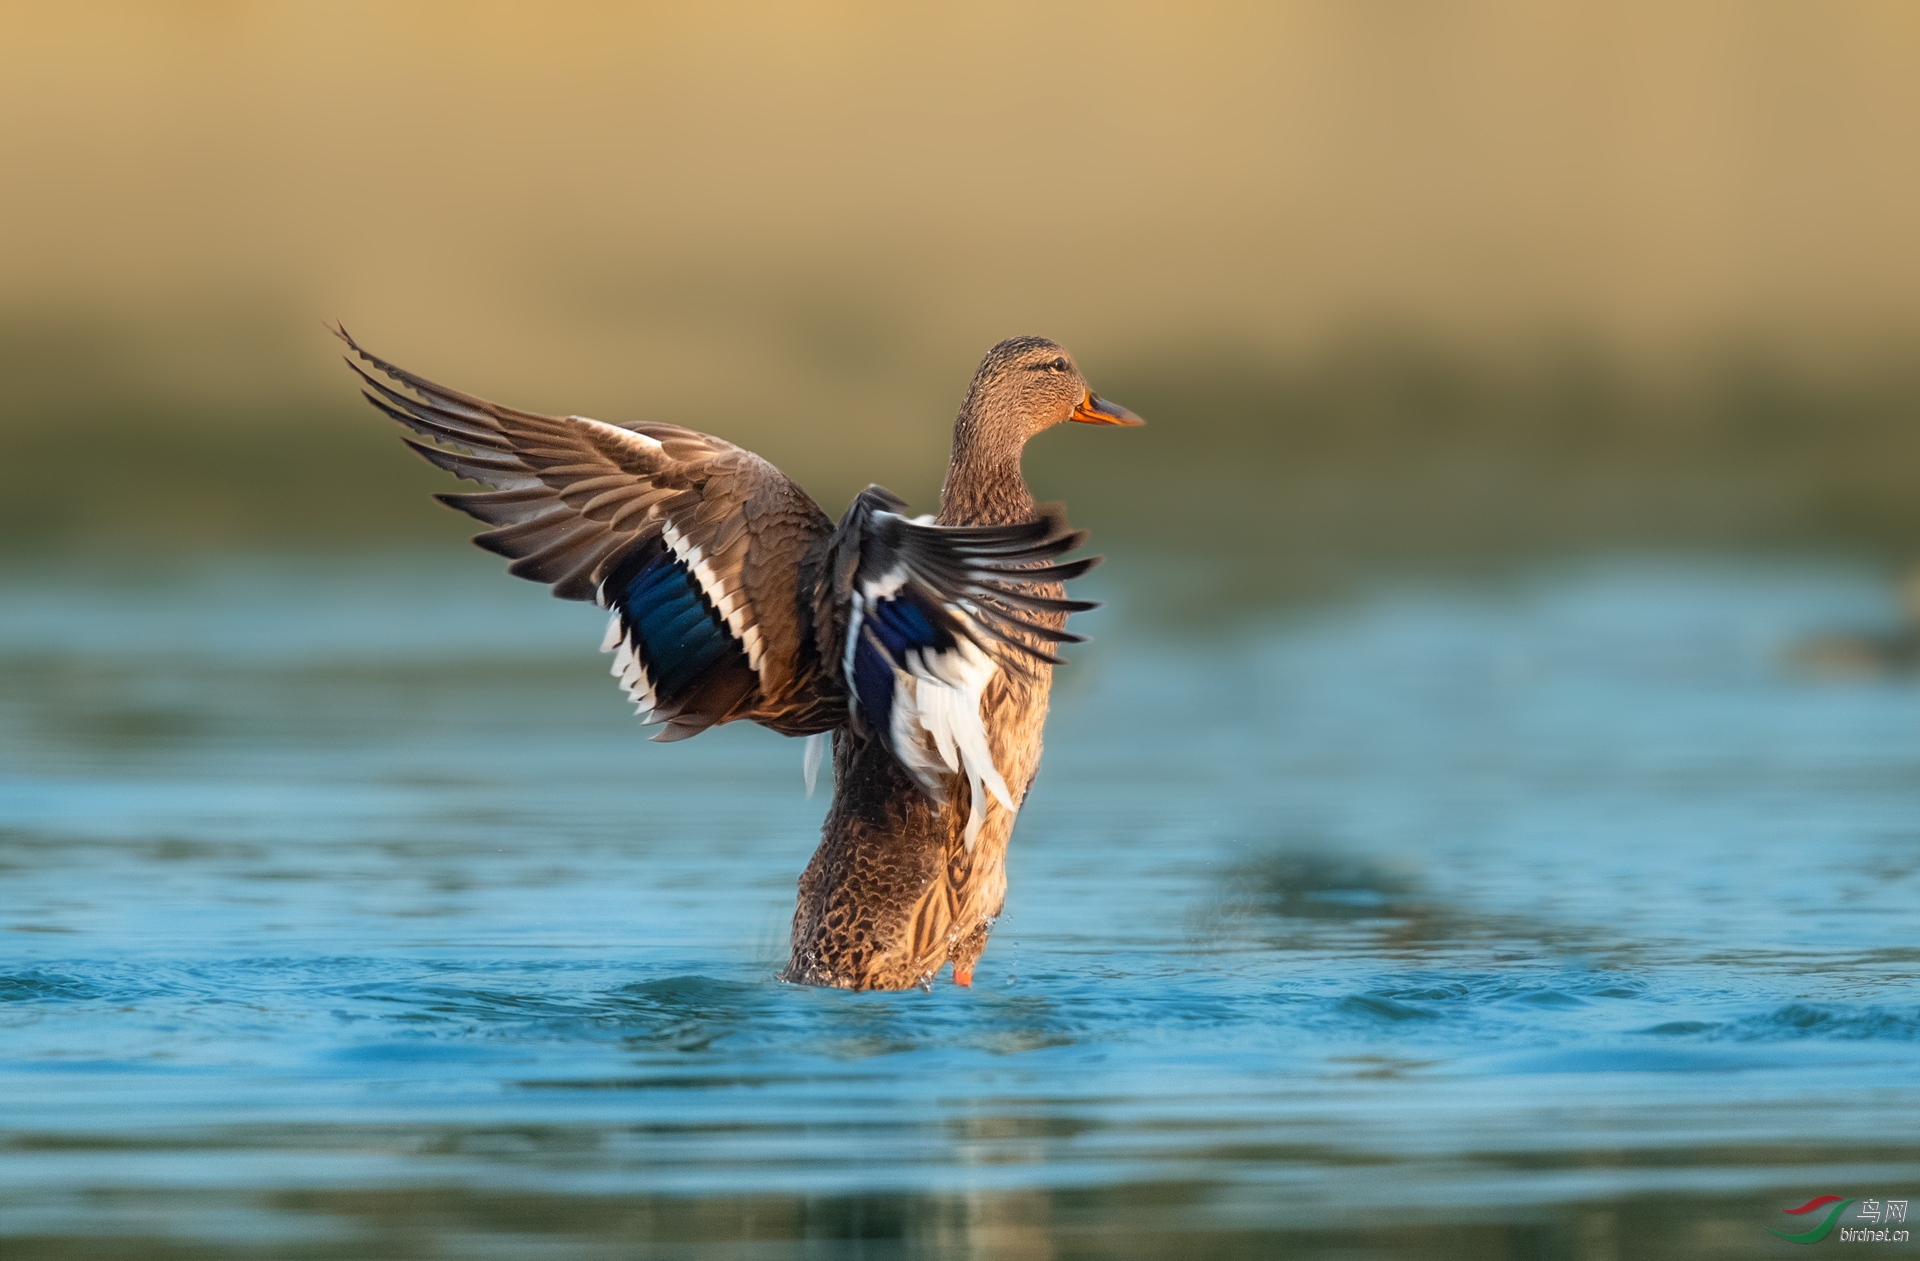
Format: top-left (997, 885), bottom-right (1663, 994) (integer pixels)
top-left (5, 1), bottom-right (1919, 599)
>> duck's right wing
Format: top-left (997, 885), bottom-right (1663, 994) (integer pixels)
top-left (339, 327), bottom-right (843, 742)
top-left (821, 486), bottom-right (1100, 844)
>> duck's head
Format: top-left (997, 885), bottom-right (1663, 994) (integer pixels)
top-left (956, 336), bottom-right (1144, 447)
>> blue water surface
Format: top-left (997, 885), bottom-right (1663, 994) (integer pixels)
top-left (2, 551), bottom-right (1917, 1258)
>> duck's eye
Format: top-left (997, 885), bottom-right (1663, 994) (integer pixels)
top-left (1049, 356), bottom-right (1069, 372)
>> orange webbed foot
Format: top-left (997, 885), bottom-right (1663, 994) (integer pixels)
top-left (952, 964), bottom-right (973, 987)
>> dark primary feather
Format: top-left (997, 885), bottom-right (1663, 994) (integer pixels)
top-left (824, 484), bottom-right (1101, 749)
top-left (825, 485), bottom-right (1102, 820)
top-left (836, 490), bottom-right (1100, 670)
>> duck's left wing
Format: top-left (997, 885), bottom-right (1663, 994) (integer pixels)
top-left (823, 486), bottom-right (1099, 844)
top-left (339, 328), bottom-right (843, 742)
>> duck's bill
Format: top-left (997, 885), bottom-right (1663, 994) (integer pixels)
top-left (1069, 392), bottom-right (1145, 426)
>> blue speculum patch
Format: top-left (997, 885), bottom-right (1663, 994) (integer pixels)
top-left (853, 590), bottom-right (960, 737)
top-left (852, 626), bottom-right (897, 736)
top-left (868, 596), bottom-right (936, 653)
top-left (617, 551), bottom-right (739, 700)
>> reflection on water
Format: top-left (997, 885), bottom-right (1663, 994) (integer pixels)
top-left (1789, 569), bottom-right (1920, 678)
top-left (3, 552), bottom-right (1919, 1259)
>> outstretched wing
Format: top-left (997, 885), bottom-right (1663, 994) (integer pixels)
top-left (824, 486), bottom-right (1099, 845)
top-left (339, 327), bottom-right (841, 741)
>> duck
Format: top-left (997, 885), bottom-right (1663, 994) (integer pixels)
top-left (338, 329), bottom-right (1141, 990)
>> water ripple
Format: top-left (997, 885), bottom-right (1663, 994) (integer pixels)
top-left (4, 557), bottom-right (1920, 1257)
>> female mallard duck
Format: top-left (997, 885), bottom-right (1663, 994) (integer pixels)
top-left (339, 329), bottom-right (1140, 990)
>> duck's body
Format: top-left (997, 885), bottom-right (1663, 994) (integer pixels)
top-left (342, 330), bottom-right (1139, 990)
top-left (786, 380), bottom-right (1077, 988)
top-left (786, 605), bottom-right (1057, 989)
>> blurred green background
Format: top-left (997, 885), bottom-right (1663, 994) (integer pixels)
top-left (5, 1), bottom-right (1919, 602)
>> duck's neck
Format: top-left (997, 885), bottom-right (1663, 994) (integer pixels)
top-left (938, 425), bottom-right (1034, 527)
